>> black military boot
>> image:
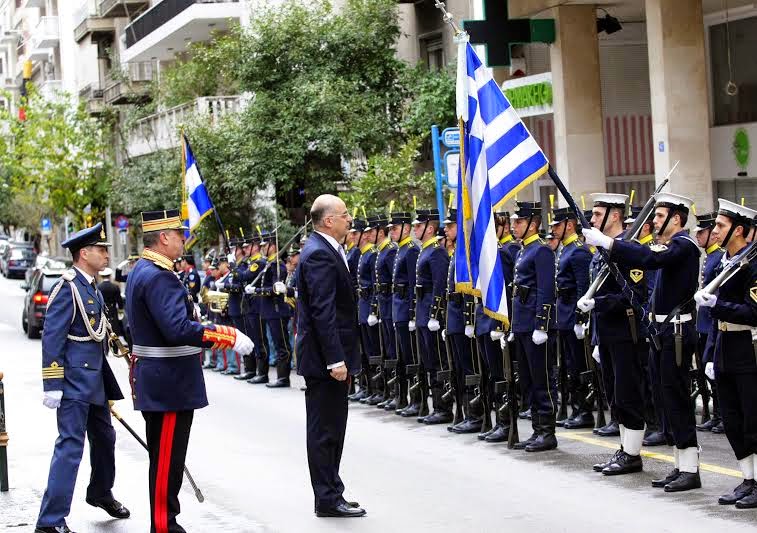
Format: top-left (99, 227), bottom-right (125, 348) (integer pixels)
top-left (394, 377), bottom-right (409, 413)
top-left (526, 414), bottom-right (558, 452)
top-left (711, 421), bottom-right (725, 434)
top-left (643, 429), bottom-right (669, 446)
top-left (596, 419), bottom-right (620, 437)
top-left (652, 468), bottom-right (680, 488)
top-left (266, 360), bottom-right (291, 388)
top-left (248, 358), bottom-right (269, 384)
top-left (484, 401), bottom-right (510, 443)
top-left (235, 355), bottom-right (257, 380)
top-left (564, 382), bottom-right (595, 429)
top-left (593, 448), bottom-right (623, 472)
top-left (719, 479), bottom-right (756, 505)
top-left (400, 377), bottom-right (422, 417)
top-left (512, 431), bottom-right (538, 450)
top-left (450, 391), bottom-right (483, 434)
top-left (602, 451), bottom-right (643, 475)
top-left (423, 386), bottom-right (454, 425)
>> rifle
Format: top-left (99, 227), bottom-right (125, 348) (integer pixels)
top-left (244, 220), bottom-right (312, 292)
top-left (701, 239), bottom-right (757, 295)
top-left (556, 334), bottom-right (568, 423)
top-left (440, 327), bottom-right (463, 426)
top-left (581, 336), bottom-right (607, 429)
top-left (689, 366), bottom-right (711, 425)
top-left (501, 337), bottom-right (520, 448)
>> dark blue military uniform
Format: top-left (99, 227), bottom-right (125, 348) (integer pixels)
top-left (374, 235), bottom-right (398, 406)
top-left (183, 264), bottom-right (201, 303)
top-left (346, 241), bottom-right (360, 290)
top-left (414, 221), bottom-right (451, 421)
top-left (554, 228), bottom-right (593, 427)
top-left (357, 242), bottom-right (381, 400)
top-left (512, 232), bottom-right (557, 429)
top-left (37, 226), bottom-right (125, 531)
top-left (239, 250), bottom-right (270, 382)
top-left (612, 229), bottom-right (700, 451)
top-left (259, 253), bottom-right (293, 385)
top-left (391, 216), bottom-right (420, 416)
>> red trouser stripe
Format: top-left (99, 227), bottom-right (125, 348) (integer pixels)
top-left (154, 412), bottom-right (176, 533)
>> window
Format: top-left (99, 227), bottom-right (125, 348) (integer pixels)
top-left (710, 15), bottom-right (757, 126)
top-left (420, 34), bottom-right (445, 71)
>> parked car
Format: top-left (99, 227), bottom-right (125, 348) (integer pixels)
top-left (2, 242), bottom-right (35, 278)
top-left (21, 268), bottom-right (65, 339)
top-left (24, 255), bottom-right (70, 286)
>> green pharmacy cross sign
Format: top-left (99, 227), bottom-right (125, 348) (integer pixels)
top-left (463, 0), bottom-right (555, 67)
top-left (733, 128), bottom-right (750, 176)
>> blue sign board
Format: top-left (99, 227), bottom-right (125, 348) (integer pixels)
top-left (40, 218), bottom-right (51, 231)
top-left (442, 128), bottom-right (460, 148)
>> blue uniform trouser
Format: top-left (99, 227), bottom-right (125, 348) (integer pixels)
top-left (380, 317), bottom-right (396, 359)
top-left (266, 317), bottom-right (292, 379)
top-left (418, 326), bottom-right (447, 389)
top-left (37, 400), bottom-right (116, 528)
top-left (477, 334), bottom-right (504, 400)
top-left (450, 334), bottom-right (476, 396)
top-left (244, 313), bottom-right (267, 364)
top-left (514, 333), bottom-right (557, 418)
top-left (394, 322), bottom-right (413, 380)
top-left (600, 340), bottom-right (645, 430)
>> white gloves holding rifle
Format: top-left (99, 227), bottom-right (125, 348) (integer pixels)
top-left (427, 319), bottom-right (441, 332)
top-left (577, 296), bottom-right (595, 313)
top-left (273, 281), bottom-right (287, 295)
top-left (694, 290), bottom-right (717, 308)
top-left (367, 314), bottom-right (379, 327)
top-left (582, 228), bottom-right (614, 250)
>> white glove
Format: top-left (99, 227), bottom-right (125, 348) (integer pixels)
top-left (408, 320), bottom-right (416, 332)
top-left (592, 345), bottom-right (600, 364)
top-left (428, 318), bottom-right (440, 332)
top-left (43, 390), bottom-right (63, 409)
top-left (216, 281), bottom-right (225, 290)
top-left (500, 337), bottom-right (507, 350)
top-left (441, 329), bottom-right (447, 341)
top-left (273, 281), bottom-right (287, 295)
top-left (367, 314), bottom-right (379, 327)
top-left (233, 329), bottom-right (254, 355)
top-left (582, 227), bottom-right (614, 250)
top-left (227, 253), bottom-right (235, 264)
top-left (464, 325), bottom-right (475, 338)
top-left (507, 332), bottom-right (515, 342)
top-left (574, 323), bottom-right (586, 340)
top-left (705, 362), bottom-right (715, 380)
top-left (532, 329), bottom-right (548, 345)
top-left (244, 284), bottom-right (255, 295)
top-left (577, 296), bottom-right (595, 313)
top-left (694, 290), bottom-right (717, 308)
top-left (490, 330), bottom-right (504, 341)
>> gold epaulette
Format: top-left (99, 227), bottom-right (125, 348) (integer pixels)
top-left (42, 361), bottom-right (64, 380)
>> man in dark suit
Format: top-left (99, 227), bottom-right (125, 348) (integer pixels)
top-left (296, 194), bottom-right (366, 518)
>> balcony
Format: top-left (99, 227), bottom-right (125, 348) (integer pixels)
top-left (127, 95), bottom-right (246, 157)
top-left (21, 0), bottom-right (47, 8)
top-left (103, 61), bottom-right (155, 105)
top-left (74, 1), bottom-right (116, 43)
top-left (99, 0), bottom-right (150, 18)
top-left (38, 80), bottom-right (65, 101)
top-left (79, 83), bottom-right (106, 115)
top-left (31, 16), bottom-right (59, 50)
top-left (122, 0), bottom-right (243, 63)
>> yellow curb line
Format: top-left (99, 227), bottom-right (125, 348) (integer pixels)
top-left (557, 431), bottom-right (742, 478)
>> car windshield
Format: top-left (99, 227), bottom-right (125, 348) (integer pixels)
top-left (10, 247), bottom-right (32, 259)
top-left (41, 275), bottom-right (62, 292)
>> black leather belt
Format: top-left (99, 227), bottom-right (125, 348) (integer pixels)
top-left (415, 285), bottom-right (433, 297)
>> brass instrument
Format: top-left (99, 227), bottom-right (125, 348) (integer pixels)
top-left (205, 290), bottom-right (229, 313)
top-left (199, 286), bottom-right (210, 305)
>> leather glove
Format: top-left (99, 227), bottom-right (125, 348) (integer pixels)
top-left (592, 345), bottom-right (601, 364)
top-left (577, 296), bottom-right (595, 313)
top-left (694, 290), bottom-right (717, 308)
top-left (464, 325), bottom-right (475, 338)
top-left (532, 329), bottom-right (548, 345)
top-left (428, 318), bottom-right (441, 332)
top-left (705, 361), bottom-right (715, 380)
top-left (244, 284), bottom-right (255, 295)
top-left (367, 314), bottom-right (379, 327)
top-left (227, 253), bottom-right (236, 264)
top-left (582, 227), bottom-right (614, 250)
top-left (441, 329), bottom-right (446, 341)
top-left (490, 330), bottom-right (504, 341)
top-left (507, 332), bottom-right (515, 342)
top-left (408, 320), bottom-right (416, 332)
top-left (273, 281), bottom-right (287, 295)
top-left (43, 390), bottom-right (63, 409)
top-left (573, 323), bottom-right (586, 340)
top-left (233, 329), bottom-right (254, 355)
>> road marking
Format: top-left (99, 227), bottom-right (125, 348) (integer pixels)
top-left (558, 431), bottom-right (742, 478)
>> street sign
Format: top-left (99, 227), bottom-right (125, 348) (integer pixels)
top-left (445, 151), bottom-right (460, 188)
top-left (442, 128), bottom-right (460, 148)
top-left (115, 215), bottom-right (129, 231)
top-left (40, 218), bottom-right (52, 236)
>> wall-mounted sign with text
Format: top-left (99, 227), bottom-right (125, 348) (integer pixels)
top-left (501, 72), bottom-right (553, 118)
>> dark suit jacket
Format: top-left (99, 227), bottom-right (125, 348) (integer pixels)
top-left (296, 232), bottom-right (360, 378)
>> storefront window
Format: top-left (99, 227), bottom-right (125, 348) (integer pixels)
top-left (710, 16), bottom-right (757, 126)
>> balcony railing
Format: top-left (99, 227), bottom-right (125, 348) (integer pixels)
top-left (103, 61), bottom-right (155, 105)
top-left (99, 0), bottom-right (150, 18)
top-left (127, 95), bottom-right (246, 157)
top-left (39, 80), bottom-right (64, 101)
top-left (79, 83), bottom-right (106, 115)
top-left (124, 0), bottom-right (240, 48)
top-left (31, 16), bottom-right (59, 50)
top-left (74, 1), bottom-right (116, 43)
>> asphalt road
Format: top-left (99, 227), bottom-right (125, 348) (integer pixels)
top-left (0, 274), bottom-right (756, 532)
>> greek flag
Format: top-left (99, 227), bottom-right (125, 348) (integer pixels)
top-left (455, 40), bottom-right (549, 323)
top-left (182, 134), bottom-right (215, 243)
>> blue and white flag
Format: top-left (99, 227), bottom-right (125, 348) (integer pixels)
top-left (182, 134), bottom-right (215, 242)
top-left (455, 39), bottom-right (549, 324)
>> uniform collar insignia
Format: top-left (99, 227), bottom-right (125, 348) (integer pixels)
top-left (421, 237), bottom-right (438, 250)
top-left (267, 254), bottom-right (277, 262)
top-left (399, 236), bottom-right (413, 248)
top-left (561, 233), bottom-right (579, 246)
top-left (522, 233), bottom-right (541, 247)
top-left (638, 234), bottom-right (654, 245)
top-left (706, 243), bottom-right (720, 255)
top-left (630, 269), bottom-right (644, 283)
top-left (499, 234), bottom-right (514, 245)
top-left (360, 243), bottom-right (374, 254)
top-left (250, 252), bottom-right (261, 261)
top-left (378, 238), bottom-right (391, 251)
top-left (142, 249), bottom-right (175, 271)
top-left (346, 241), bottom-right (356, 251)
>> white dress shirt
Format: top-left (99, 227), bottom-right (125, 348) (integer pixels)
top-left (314, 230), bottom-right (347, 370)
